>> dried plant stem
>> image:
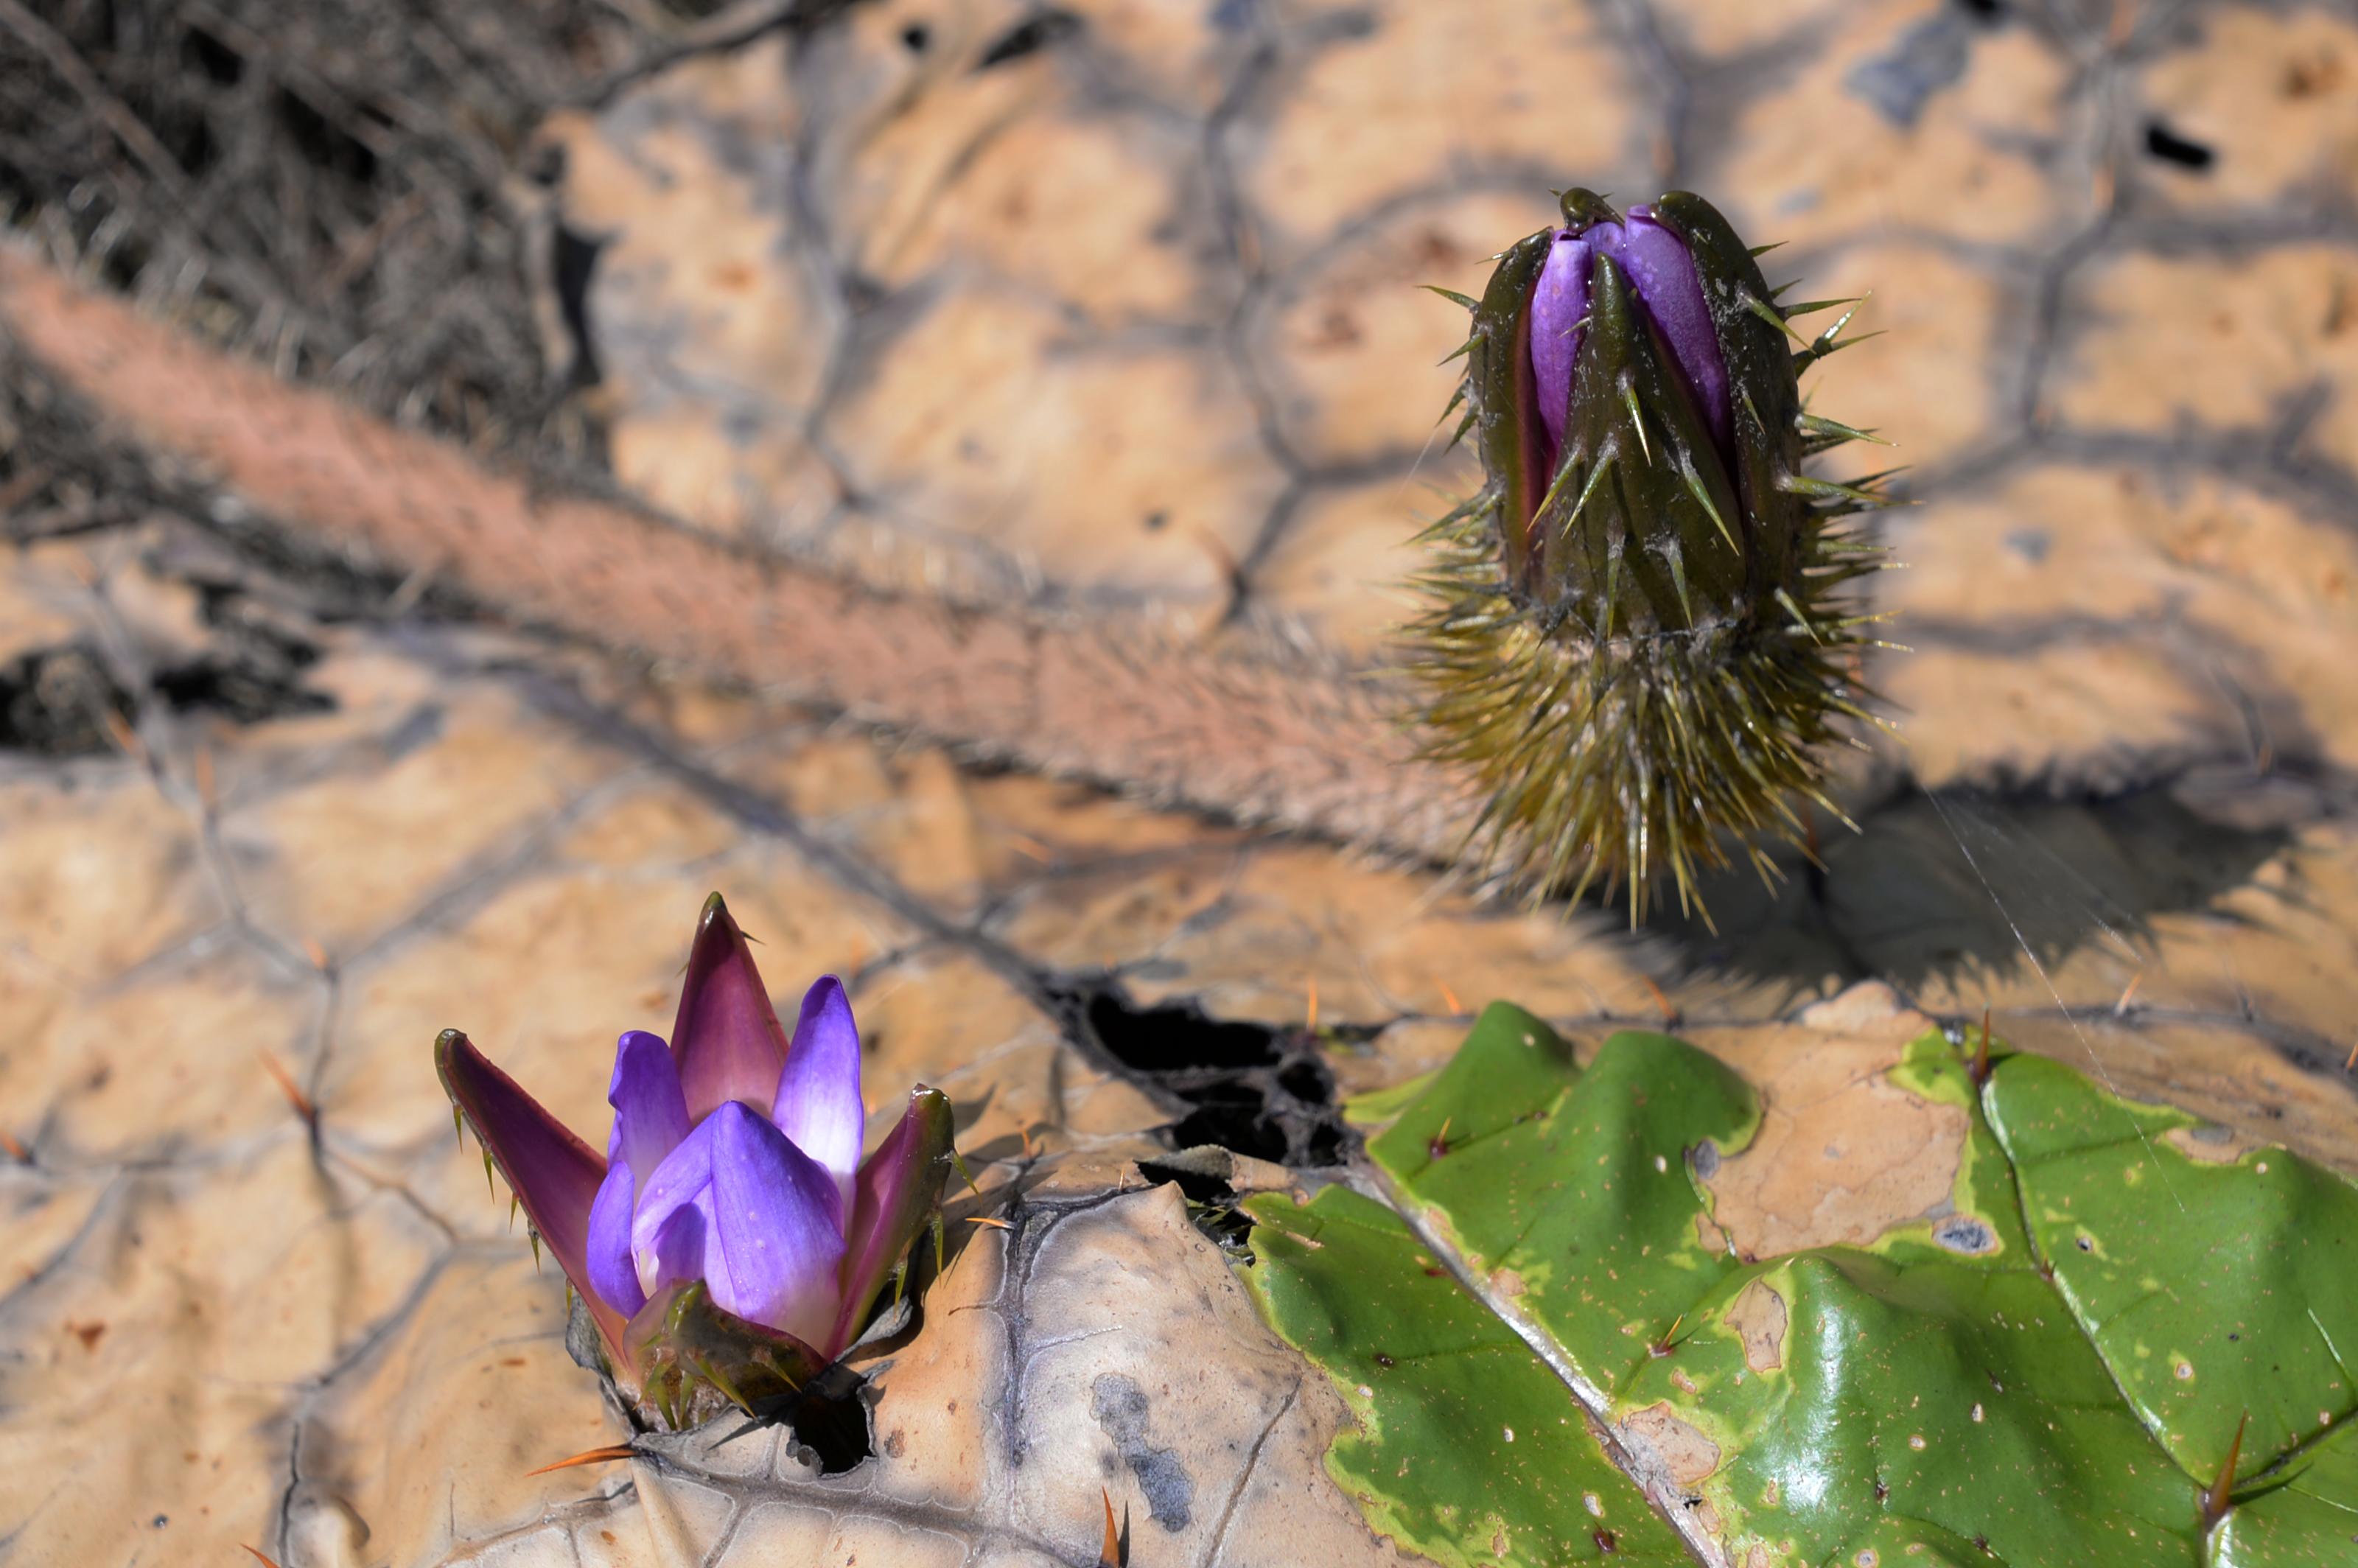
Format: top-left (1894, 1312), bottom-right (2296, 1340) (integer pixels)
top-left (0, 248), bottom-right (1479, 862)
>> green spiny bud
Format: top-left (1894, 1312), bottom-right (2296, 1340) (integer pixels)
top-left (1410, 189), bottom-right (1895, 922)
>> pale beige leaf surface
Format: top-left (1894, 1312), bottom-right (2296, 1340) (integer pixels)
top-left (7, 3), bottom-right (2358, 1565)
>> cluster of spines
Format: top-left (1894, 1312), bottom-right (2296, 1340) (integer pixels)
top-left (1407, 242), bottom-right (1903, 923)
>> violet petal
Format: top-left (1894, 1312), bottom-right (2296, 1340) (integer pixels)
top-left (631, 1113), bottom-right (725, 1301)
top-left (1593, 210), bottom-right (1731, 449)
top-left (671, 892), bottom-right (792, 1122)
top-left (707, 1102), bottom-right (847, 1346)
top-left (830, 1085), bottom-right (957, 1356)
top-left (434, 1028), bottom-right (629, 1360)
top-left (1528, 230), bottom-right (1593, 461)
top-left (586, 1158), bottom-right (647, 1317)
top-left (607, 1029), bottom-right (690, 1201)
top-left (642, 1201), bottom-right (712, 1302)
top-left (773, 976), bottom-right (865, 1217)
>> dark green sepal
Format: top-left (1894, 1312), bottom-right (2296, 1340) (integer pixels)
top-left (1647, 192), bottom-right (1808, 595)
top-left (1469, 228), bottom-right (1558, 588)
top-left (625, 1278), bottom-right (830, 1431)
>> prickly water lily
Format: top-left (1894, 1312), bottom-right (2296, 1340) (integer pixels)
top-left (434, 893), bottom-right (957, 1426)
top-left (1414, 189), bottom-right (1895, 921)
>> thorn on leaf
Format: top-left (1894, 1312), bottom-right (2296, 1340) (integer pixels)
top-left (1967, 1009), bottom-right (1993, 1088)
top-left (1640, 974), bottom-right (1679, 1027)
top-left (2202, 1411), bottom-right (2250, 1528)
top-left (1097, 1487), bottom-right (1130, 1567)
top-left (525, 1443), bottom-right (638, 1477)
top-left (259, 1051), bottom-right (318, 1127)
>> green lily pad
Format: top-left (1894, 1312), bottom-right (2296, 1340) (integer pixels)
top-left (1243, 1002), bottom-right (2358, 1567)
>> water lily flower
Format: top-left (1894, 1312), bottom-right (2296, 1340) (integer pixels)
top-left (435, 893), bottom-right (955, 1418)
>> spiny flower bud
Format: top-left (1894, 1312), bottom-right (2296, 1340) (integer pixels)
top-left (1413, 189), bottom-right (1895, 921)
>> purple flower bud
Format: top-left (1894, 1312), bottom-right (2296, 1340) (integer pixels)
top-left (1526, 206), bottom-right (1732, 475)
top-left (1595, 206), bottom-right (1732, 451)
top-left (1425, 186), bottom-right (1895, 923)
top-left (435, 893), bottom-right (959, 1420)
top-left (1528, 231), bottom-right (1593, 466)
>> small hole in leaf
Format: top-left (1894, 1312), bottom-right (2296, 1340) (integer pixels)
top-left (773, 1362), bottom-right (875, 1474)
top-left (1932, 1215), bottom-right (1996, 1255)
top-left (0, 645), bottom-right (133, 756)
top-left (1278, 1060), bottom-right (1329, 1103)
top-left (975, 9), bottom-right (1082, 69)
top-left (2144, 120), bottom-right (2215, 170)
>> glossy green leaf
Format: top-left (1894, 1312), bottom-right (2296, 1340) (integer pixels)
top-left (1987, 1051), bottom-right (2358, 1480)
top-left (1243, 1002), bottom-right (2358, 1567)
top-left (1245, 1184), bottom-right (1689, 1566)
top-left (2213, 1417), bottom-right (2358, 1565)
top-left (1612, 1247), bottom-right (2200, 1564)
top-left (1365, 1004), bottom-right (1760, 1403)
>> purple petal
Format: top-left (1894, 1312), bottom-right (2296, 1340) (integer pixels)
top-left (707, 1102), bottom-right (847, 1346)
top-left (434, 1029), bottom-right (629, 1362)
top-left (774, 976), bottom-right (864, 1217)
top-left (1528, 229), bottom-right (1592, 463)
top-left (1593, 209), bottom-right (1731, 451)
top-left (586, 1158), bottom-right (646, 1317)
top-left (830, 1086), bottom-right (957, 1357)
top-left (671, 893), bottom-right (792, 1122)
top-left (632, 1114), bottom-right (724, 1301)
top-left (607, 1029), bottom-right (690, 1201)
top-left (643, 1202), bottom-right (712, 1302)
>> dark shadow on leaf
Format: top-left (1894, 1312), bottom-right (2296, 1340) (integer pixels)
top-left (1645, 764), bottom-right (2316, 998)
